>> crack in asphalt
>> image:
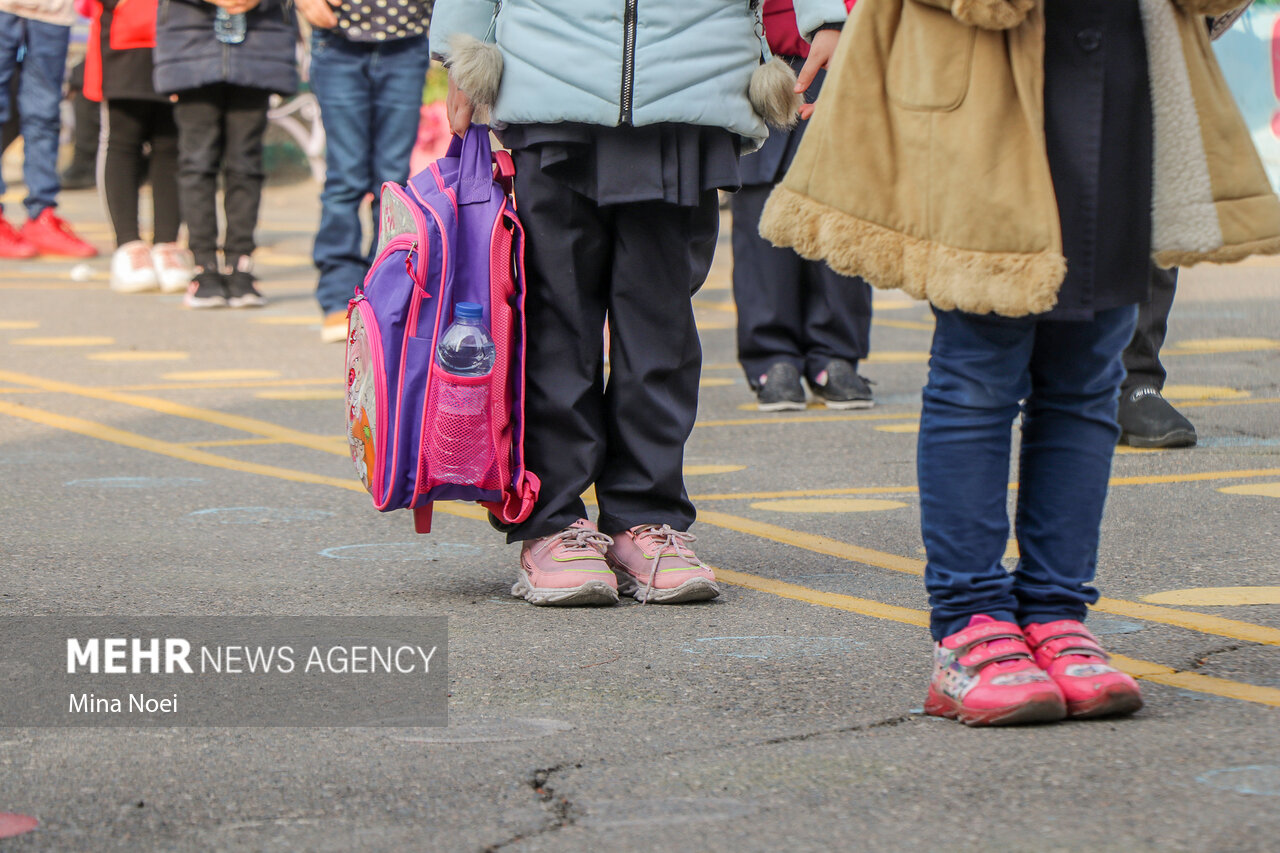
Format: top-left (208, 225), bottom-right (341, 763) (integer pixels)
top-left (1183, 642), bottom-right (1251, 672)
top-left (482, 763), bottom-right (578, 852)
top-left (479, 714), bottom-right (919, 850)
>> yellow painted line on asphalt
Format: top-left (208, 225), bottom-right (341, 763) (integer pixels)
top-left (1142, 587), bottom-right (1280, 606)
top-left (875, 423), bottom-right (919, 434)
top-left (1162, 384), bottom-right (1250, 400)
top-left (252, 316), bottom-right (323, 326)
top-left (184, 438), bottom-right (296, 448)
top-left (695, 320), bottom-right (735, 331)
top-left (871, 301), bottom-right (920, 311)
top-left (1219, 482), bottom-right (1280, 498)
top-left (1110, 467), bottom-right (1280, 486)
top-left (714, 571), bottom-right (1280, 708)
top-left (697, 509), bottom-right (1280, 647)
top-left (684, 464), bottom-right (747, 476)
top-left (88, 351), bottom-right (190, 362)
top-left (699, 377), bottom-right (735, 387)
top-left (1178, 396), bottom-right (1280, 409)
top-left (749, 498), bottom-right (907, 513)
top-left (691, 485), bottom-right (919, 501)
top-left (714, 568), bottom-right (929, 627)
top-left (0, 369), bottom-right (347, 457)
top-left (873, 319), bottom-right (934, 331)
top-left (0, 282), bottom-right (105, 290)
top-left (2, 398), bottom-right (1276, 708)
top-left (699, 411), bottom-right (916, 428)
top-left (1165, 337), bottom-right (1279, 355)
top-left (163, 369), bottom-right (281, 381)
top-left (12, 336), bottom-right (115, 347)
top-left (0, 399), bottom-right (479, 523)
top-left (1109, 655), bottom-right (1280, 708)
top-left (108, 378), bottom-right (343, 392)
top-left (255, 389), bottom-right (346, 401)
top-left (863, 351), bottom-right (930, 364)
top-left (0, 321), bottom-right (39, 330)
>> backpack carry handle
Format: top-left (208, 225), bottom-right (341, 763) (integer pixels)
top-left (451, 125), bottom-right (497, 205)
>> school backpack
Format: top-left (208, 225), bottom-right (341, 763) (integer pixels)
top-left (344, 126), bottom-right (540, 534)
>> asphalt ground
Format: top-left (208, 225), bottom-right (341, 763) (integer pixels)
top-left (1, 162), bottom-right (1279, 851)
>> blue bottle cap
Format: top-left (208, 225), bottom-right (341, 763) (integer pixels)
top-left (454, 302), bottom-right (483, 321)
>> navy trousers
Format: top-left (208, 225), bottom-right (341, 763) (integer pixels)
top-left (504, 149), bottom-right (719, 542)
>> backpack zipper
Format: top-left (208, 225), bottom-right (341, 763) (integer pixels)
top-left (619, 0), bottom-right (638, 125)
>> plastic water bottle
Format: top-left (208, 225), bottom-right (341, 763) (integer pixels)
top-left (436, 302), bottom-right (495, 376)
top-left (431, 303), bottom-right (496, 484)
top-left (214, 8), bottom-right (247, 45)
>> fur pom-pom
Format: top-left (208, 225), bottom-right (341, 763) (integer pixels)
top-left (449, 34), bottom-right (503, 121)
top-left (1174, 0), bottom-right (1252, 17)
top-left (750, 57), bottom-right (804, 130)
top-left (950, 0), bottom-right (1034, 30)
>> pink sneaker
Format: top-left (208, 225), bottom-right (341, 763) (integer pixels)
top-left (1023, 620), bottom-right (1143, 719)
top-left (605, 524), bottom-right (720, 604)
top-left (514, 519), bottom-right (619, 606)
top-left (925, 615), bottom-right (1067, 726)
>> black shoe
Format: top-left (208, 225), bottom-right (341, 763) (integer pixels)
top-left (225, 270), bottom-right (266, 308)
top-left (1117, 386), bottom-right (1196, 448)
top-left (809, 359), bottom-right (874, 410)
top-left (59, 163), bottom-right (96, 190)
top-left (184, 270), bottom-right (228, 309)
top-left (755, 362), bottom-right (807, 412)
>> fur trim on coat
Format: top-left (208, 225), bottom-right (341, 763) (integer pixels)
top-left (760, 0), bottom-right (1280, 317)
top-left (750, 57), bottom-right (804, 129)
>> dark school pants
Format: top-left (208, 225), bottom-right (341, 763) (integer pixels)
top-left (102, 98), bottom-right (180, 246)
top-left (172, 83), bottom-right (270, 270)
top-left (731, 182), bottom-right (873, 385)
top-left (1122, 265), bottom-right (1178, 393)
top-left (504, 149), bottom-right (719, 542)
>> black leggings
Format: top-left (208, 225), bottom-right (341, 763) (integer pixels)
top-left (101, 98), bottom-right (180, 246)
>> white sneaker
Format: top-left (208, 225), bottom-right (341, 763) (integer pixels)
top-left (110, 241), bottom-right (159, 293)
top-left (152, 242), bottom-right (196, 293)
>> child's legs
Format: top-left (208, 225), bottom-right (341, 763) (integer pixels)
top-left (800, 260), bottom-right (873, 381)
top-left (102, 99), bottom-right (149, 247)
top-left (13, 19), bottom-right (67, 218)
top-left (595, 193), bottom-right (718, 535)
top-left (730, 183), bottom-right (806, 383)
top-left (173, 86), bottom-right (225, 270)
top-left (504, 149), bottom-right (612, 542)
top-left (310, 35), bottom-right (374, 314)
top-left (144, 100), bottom-right (181, 245)
top-left (918, 308), bottom-right (1035, 640)
top-left (1013, 304), bottom-right (1138, 625)
top-left (219, 85), bottom-right (269, 264)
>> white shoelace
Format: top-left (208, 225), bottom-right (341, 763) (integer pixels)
top-left (532, 526), bottom-right (614, 558)
top-left (634, 524), bottom-right (697, 604)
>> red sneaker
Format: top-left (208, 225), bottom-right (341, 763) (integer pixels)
top-left (1023, 620), bottom-right (1143, 719)
top-left (19, 208), bottom-right (98, 258)
top-left (0, 216), bottom-right (37, 259)
top-left (925, 615), bottom-right (1067, 726)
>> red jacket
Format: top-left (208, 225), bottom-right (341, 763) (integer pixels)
top-left (763, 0), bottom-right (854, 60)
top-left (83, 0), bottom-right (158, 102)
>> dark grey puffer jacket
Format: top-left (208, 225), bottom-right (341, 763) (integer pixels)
top-left (153, 0), bottom-right (299, 96)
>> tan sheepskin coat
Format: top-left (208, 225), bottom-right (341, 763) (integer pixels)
top-left (760, 0), bottom-right (1280, 317)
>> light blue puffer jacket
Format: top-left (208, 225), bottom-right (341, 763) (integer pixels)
top-left (430, 0), bottom-right (847, 150)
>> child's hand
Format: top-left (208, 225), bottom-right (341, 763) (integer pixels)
top-left (795, 28), bottom-right (841, 121)
top-left (446, 75), bottom-right (474, 137)
top-left (294, 0), bottom-right (342, 29)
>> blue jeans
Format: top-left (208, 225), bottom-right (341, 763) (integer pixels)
top-left (310, 32), bottom-right (429, 315)
top-left (918, 304), bottom-right (1139, 641)
top-left (0, 14), bottom-right (68, 218)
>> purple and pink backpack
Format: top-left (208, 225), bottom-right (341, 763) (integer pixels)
top-left (343, 127), bottom-right (540, 533)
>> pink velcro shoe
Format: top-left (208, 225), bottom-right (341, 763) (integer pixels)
top-left (1023, 620), bottom-right (1143, 719)
top-left (514, 519), bottom-right (619, 606)
top-left (925, 615), bottom-right (1067, 726)
top-left (605, 524), bottom-right (720, 604)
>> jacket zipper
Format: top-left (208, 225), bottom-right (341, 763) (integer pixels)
top-left (619, 0), bottom-right (638, 125)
